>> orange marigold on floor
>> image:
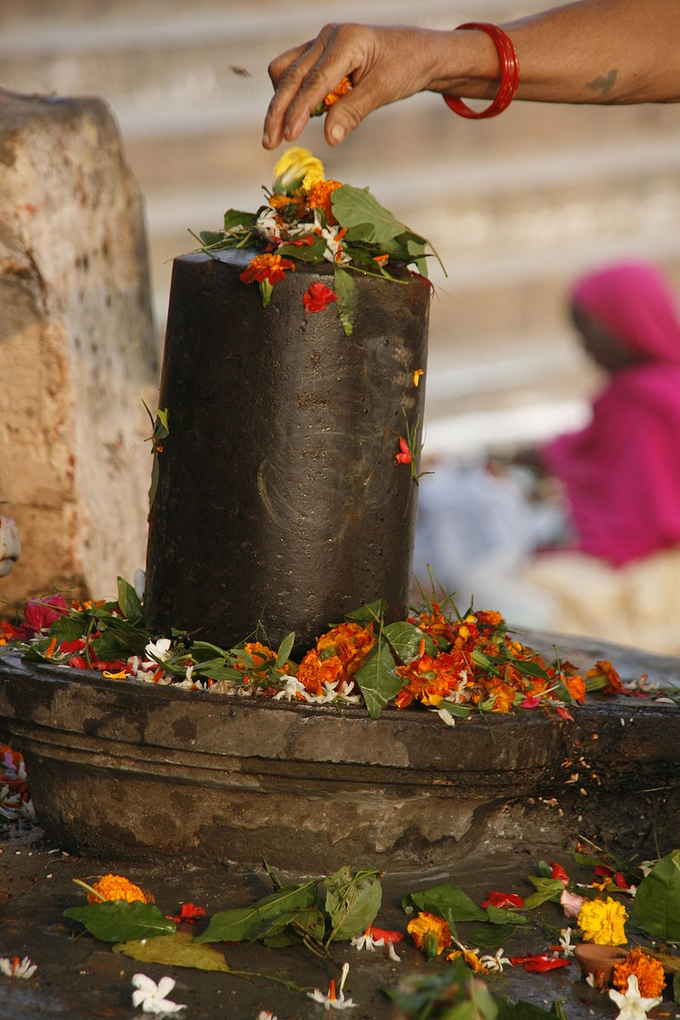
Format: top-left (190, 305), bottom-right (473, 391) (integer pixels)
top-left (613, 948), bottom-right (665, 998)
top-left (407, 911), bottom-right (451, 957)
top-left (87, 874), bottom-right (152, 904)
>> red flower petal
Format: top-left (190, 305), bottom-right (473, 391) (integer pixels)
top-left (509, 954), bottom-right (571, 973)
top-left (303, 281), bottom-right (338, 313)
top-left (550, 862), bottom-right (570, 886)
top-left (481, 891), bottom-right (525, 909)
top-left (370, 927), bottom-right (403, 944)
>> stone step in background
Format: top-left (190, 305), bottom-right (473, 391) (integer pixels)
top-left (2, 0), bottom-right (680, 452)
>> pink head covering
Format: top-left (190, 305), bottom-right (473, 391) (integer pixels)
top-left (571, 260), bottom-right (680, 363)
top-left (542, 260), bottom-right (680, 565)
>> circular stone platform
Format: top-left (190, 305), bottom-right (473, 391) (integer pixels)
top-left (1, 634), bottom-right (678, 870)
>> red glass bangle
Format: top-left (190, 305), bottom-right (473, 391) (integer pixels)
top-left (444, 22), bottom-right (519, 120)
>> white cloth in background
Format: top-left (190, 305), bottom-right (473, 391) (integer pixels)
top-left (413, 463), bottom-right (566, 629)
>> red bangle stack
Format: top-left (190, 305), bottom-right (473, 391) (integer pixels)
top-left (444, 22), bottom-right (519, 120)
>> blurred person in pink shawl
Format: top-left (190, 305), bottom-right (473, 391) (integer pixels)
top-left (541, 260), bottom-right (680, 567)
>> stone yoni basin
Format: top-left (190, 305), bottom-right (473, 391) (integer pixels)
top-left (1, 635), bottom-right (678, 871)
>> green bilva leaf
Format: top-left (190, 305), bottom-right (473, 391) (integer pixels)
top-left (50, 613), bottom-right (87, 645)
top-left (485, 904), bottom-right (528, 926)
top-left (344, 599), bottom-right (388, 625)
top-left (406, 883), bottom-right (487, 925)
top-left (63, 901), bottom-right (176, 943)
top-left (333, 264), bottom-right (357, 337)
top-left (523, 877), bottom-right (565, 909)
top-left (194, 880), bottom-right (317, 944)
top-left (113, 930), bottom-right (229, 971)
top-left (117, 576), bottom-right (143, 626)
top-left (224, 208), bottom-right (255, 231)
top-left (275, 632), bottom-right (295, 669)
top-left (275, 237), bottom-right (328, 262)
top-left (466, 922), bottom-right (519, 949)
top-left (633, 849), bottom-right (680, 941)
top-left (385, 959), bottom-right (491, 1015)
top-left (497, 1000), bottom-right (555, 1020)
top-left (199, 229), bottom-right (227, 247)
top-left (331, 185), bottom-right (407, 245)
top-left (324, 866), bottom-right (382, 942)
top-left (354, 639), bottom-right (401, 719)
top-left (252, 906), bottom-right (326, 946)
top-left (383, 621), bottom-right (436, 663)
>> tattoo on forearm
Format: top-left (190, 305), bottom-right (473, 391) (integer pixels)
top-left (586, 68), bottom-right (617, 96)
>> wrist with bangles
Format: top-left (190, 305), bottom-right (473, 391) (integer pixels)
top-left (444, 22), bottom-right (519, 119)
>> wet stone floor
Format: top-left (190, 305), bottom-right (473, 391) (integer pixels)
top-left (1, 819), bottom-right (678, 1020)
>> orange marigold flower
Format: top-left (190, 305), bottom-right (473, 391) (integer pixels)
top-left (316, 622), bottom-right (375, 677)
top-left (408, 911), bottom-right (451, 957)
top-left (239, 253), bottom-right (295, 286)
top-left (613, 949), bottom-right (665, 999)
top-left (410, 603), bottom-right (456, 645)
top-left (323, 76), bottom-right (352, 108)
top-left (306, 179), bottom-right (342, 225)
top-left (297, 648), bottom-right (345, 697)
top-left (586, 659), bottom-right (622, 695)
top-left (87, 874), bottom-right (152, 904)
top-left (268, 192), bottom-right (307, 220)
top-left (562, 672), bottom-right (586, 703)
top-left (243, 641), bottom-right (276, 667)
top-left (489, 681), bottom-right (517, 714)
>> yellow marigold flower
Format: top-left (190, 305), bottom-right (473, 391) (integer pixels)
top-left (273, 147), bottom-right (325, 196)
top-left (613, 949), bottom-right (666, 999)
top-left (577, 897), bottom-right (628, 946)
top-left (87, 874), bottom-right (152, 904)
top-left (306, 179), bottom-right (342, 225)
top-left (407, 911), bottom-right (451, 957)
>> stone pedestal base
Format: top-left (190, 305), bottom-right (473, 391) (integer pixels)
top-left (1, 633), bottom-right (677, 870)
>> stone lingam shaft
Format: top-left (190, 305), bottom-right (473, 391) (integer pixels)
top-left (144, 248), bottom-right (431, 654)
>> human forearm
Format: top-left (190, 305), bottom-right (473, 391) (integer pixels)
top-left (263, 0), bottom-right (680, 148)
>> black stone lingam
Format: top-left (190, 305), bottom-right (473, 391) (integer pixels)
top-left (144, 249), bottom-right (431, 653)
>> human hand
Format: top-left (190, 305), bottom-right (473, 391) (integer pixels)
top-left (262, 23), bottom-right (456, 149)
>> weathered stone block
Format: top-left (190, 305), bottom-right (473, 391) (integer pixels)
top-left (0, 89), bottom-right (158, 607)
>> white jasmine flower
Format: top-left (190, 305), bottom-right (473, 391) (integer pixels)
top-left (273, 676), bottom-right (309, 701)
top-left (314, 211), bottom-right (351, 265)
top-left (131, 973), bottom-right (186, 1015)
top-left (479, 948), bottom-right (511, 973)
top-left (308, 961), bottom-right (356, 1010)
top-left (433, 706), bottom-right (456, 727)
top-left (254, 206), bottom-right (280, 241)
top-left (0, 956), bottom-right (37, 979)
top-left (351, 927), bottom-right (401, 961)
top-left (558, 927), bottom-right (575, 957)
top-left (257, 1013), bottom-right (278, 1020)
top-left (351, 930), bottom-right (383, 952)
top-left (143, 638), bottom-right (172, 668)
top-left (609, 975), bottom-right (662, 1020)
